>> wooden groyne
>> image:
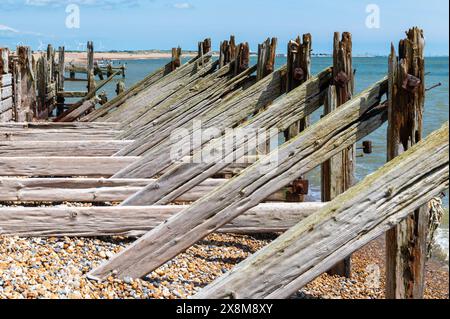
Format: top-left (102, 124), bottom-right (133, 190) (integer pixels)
top-left (0, 27), bottom-right (448, 299)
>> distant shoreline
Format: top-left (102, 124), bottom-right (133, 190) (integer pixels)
top-left (32, 50), bottom-right (448, 64)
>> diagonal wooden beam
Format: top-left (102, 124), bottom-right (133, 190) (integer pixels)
top-left (194, 123), bottom-right (449, 299)
top-left (88, 78), bottom-right (388, 281)
top-left (122, 67), bottom-right (332, 205)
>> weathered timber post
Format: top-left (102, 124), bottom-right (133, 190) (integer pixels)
top-left (234, 42), bottom-right (250, 76)
top-left (197, 38), bottom-right (211, 66)
top-left (56, 46), bottom-right (65, 116)
top-left (116, 81), bottom-right (125, 96)
top-left (286, 34), bottom-right (312, 136)
top-left (385, 27), bottom-right (427, 299)
top-left (321, 32), bottom-right (355, 278)
top-left (0, 48), bottom-right (9, 74)
top-left (87, 41), bottom-right (95, 92)
top-left (219, 36), bottom-right (236, 68)
top-left (256, 38), bottom-right (277, 81)
top-left (171, 47), bottom-right (182, 71)
top-left (36, 55), bottom-right (48, 117)
top-left (16, 46), bottom-right (36, 121)
top-left (283, 34), bottom-right (312, 202)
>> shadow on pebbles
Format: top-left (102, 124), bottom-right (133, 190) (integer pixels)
top-left (0, 233), bottom-right (448, 299)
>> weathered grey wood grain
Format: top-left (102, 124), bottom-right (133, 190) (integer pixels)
top-left (0, 202), bottom-right (325, 237)
top-left (0, 122), bottom-right (120, 130)
top-left (0, 177), bottom-right (289, 203)
top-left (101, 54), bottom-right (213, 123)
top-left (194, 123), bottom-right (449, 299)
top-left (0, 129), bottom-right (121, 141)
top-left (0, 140), bottom-right (132, 156)
top-left (123, 67), bottom-right (332, 205)
top-left (0, 156), bottom-right (138, 177)
top-left (89, 78), bottom-right (388, 280)
top-left (113, 65), bottom-right (287, 178)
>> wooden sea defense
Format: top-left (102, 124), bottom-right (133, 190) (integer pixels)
top-left (88, 77), bottom-right (387, 280)
top-left (321, 32), bottom-right (355, 277)
top-left (219, 36), bottom-right (236, 68)
top-left (194, 123), bottom-right (449, 299)
top-left (117, 60), bottom-right (251, 142)
top-left (122, 67), bottom-right (332, 205)
top-left (385, 27), bottom-right (427, 299)
top-left (0, 203), bottom-right (325, 237)
top-left (112, 64), bottom-right (287, 178)
top-left (81, 51), bottom-right (189, 122)
top-left (54, 70), bottom-right (121, 122)
top-left (101, 53), bottom-right (214, 124)
top-left (15, 46), bottom-right (36, 121)
top-left (56, 46), bottom-right (65, 116)
top-left (256, 38), bottom-right (277, 81)
top-left (0, 177), bottom-right (291, 203)
top-left (0, 128), bottom-right (121, 141)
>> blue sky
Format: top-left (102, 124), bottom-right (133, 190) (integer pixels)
top-left (0, 0), bottom-right (449, 56)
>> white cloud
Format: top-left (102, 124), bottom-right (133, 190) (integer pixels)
top-left (0, 24), bottom-right (19, 33)
top-left (173, 2), bottom-right (193, 9)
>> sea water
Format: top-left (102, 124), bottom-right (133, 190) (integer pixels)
top-left (65, 56), bottom-right (449, 262)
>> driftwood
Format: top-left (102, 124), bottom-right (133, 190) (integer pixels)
top-left (89, 78), bottom-right (387, 280)
top-left (123, 67), bottom-right (332, 205)
top-left (194, 123), bottom-right (449, 299)
top-left (0, 140), bottom-right (132, 156)
top-left (113, 65), bottom-right (287, 178)
top-left (0, 177), bottom-right (291, 203)
top-left (0, 202), bottom-right (325, 237)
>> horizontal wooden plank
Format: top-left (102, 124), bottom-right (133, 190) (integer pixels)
top-left (1, 86), bottom-right (12, 100)
top-left (0, 177), bottom-right (289, 203)
top-left (0, 97), bottom-right (13, 113)
top-left (0, 74), bottom-right (12, 87)
top-left (0, 129), bottom-right (122, 141)
top-left (0, 140), bottom-right (132, 157)
top-left (0, 156), bottom-right (138, 177)
top-left (0, 203), bottom-right (326, 237)
top-left (0, 109), bottom-right (13, 122)
top-left (0, 122), bottom-right (121, 130)
top-left (57, 91), bottom-right (88, 98)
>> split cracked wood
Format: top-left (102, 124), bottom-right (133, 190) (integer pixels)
top-left (88, 77), bottom-right (388, 280)
top-left (123, 67), bottom-right (332, 205)
top-left (0, 203), bottom-right (326, 237)
top-left (194, 122), bottom-right (449, 299)
top-left (386, 27), bottom-right (427, 299)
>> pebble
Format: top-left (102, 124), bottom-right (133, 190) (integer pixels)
top-left (0, 228), bottom-right (448, 299)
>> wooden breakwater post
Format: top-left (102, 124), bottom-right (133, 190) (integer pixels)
top-left (385, 27), bottom-right (427, 299)
top-left (219, 36), bottom-right (236, 69)
top-left (56, 46), bottom-right (65, 116)
top-left (15, 46), bottom-right (36, 121)
top-left (87, 41), bottom-right (95, 92)
top-left (321, 32), bottom-right (355, 278)
top-left (284, 34), bottom-right (312, 202)
top-left (256, 37), bottom-right (277, 80)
